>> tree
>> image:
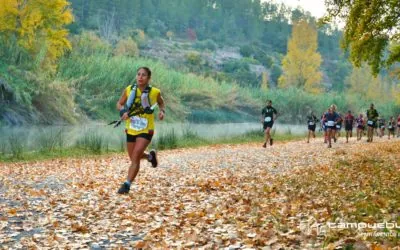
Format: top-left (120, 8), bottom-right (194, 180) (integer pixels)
top-left (346, 63), bottom-right (386, 101)
top-left (0, 0), bottom-right (73, 70)
top-left (261, 71), bottom-right (269, 91)
top-left (113, 37), bottom-right (139, 57)
top-left (323, 0), bottom-right (400, 75)
top-left (278, 19), bottom-right (323, 94)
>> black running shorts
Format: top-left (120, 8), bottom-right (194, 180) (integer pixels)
top-left (126, 133), bottom-right (153, 142)
top-left (345, 125), bottom-right (353, 131)
top-left (263, 122), bottom-right (274, 129)
top-left (308, 125), bottom-right (316, 131)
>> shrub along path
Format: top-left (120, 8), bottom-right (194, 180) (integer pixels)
top-left (1, 137), bottom-right (399, 249)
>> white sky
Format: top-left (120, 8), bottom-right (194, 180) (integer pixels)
top-left (270, 0), bottom-right (327, 18)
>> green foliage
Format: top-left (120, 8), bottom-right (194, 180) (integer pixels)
top-left (113, 37), bottom-right (139, 57)
top-left (270, 64), bottom-right (282, 85)
top-left (185, 52), bottom-right (202, 66)
top-left (70, 31), bottom-right (112, 56)
top-left (240, 45), bottom-right (254, 57)
top-left (222, 60), bottom-right (250, 73)
top-left (193, 39), bottom-right (218, 51)
top-left (324, 0), bottom-right (400, 75)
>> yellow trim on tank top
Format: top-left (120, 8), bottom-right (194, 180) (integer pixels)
top-left (124, 85), bottom-right (160, 136)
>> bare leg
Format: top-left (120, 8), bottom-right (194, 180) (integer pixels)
top-left (327, 128), bottom-right (332, 148)
top-left (368, 126), bottom-right (373, 142)
top-left (264, 127), bottom-right (271, 146)
top-left (127, 138), bottom-right (151, 183)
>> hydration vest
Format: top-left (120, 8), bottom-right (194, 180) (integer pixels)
top-left (125, 84), bottom-right (154, 116)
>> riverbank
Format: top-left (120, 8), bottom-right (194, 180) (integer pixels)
top-left (0, 128), bottom-right (305, 162)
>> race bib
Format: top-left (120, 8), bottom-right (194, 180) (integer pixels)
top-left (308, 122), bottom-right (314, 126)
top-left (389, 126), bottom-right (393, 129)
top-left (327, 121), bottom-right (335, 126)
top-left (265, 117), bottom-right (272, 122)
top-left (367, 120), bottom-right (373, 125)
top-left (336, 125), bottom-right (341, 129)
top-left (380, 126), bottom-right (385, 129)
top-left (130, 116), bottom-right (148, 131)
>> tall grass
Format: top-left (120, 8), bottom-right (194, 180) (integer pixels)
top-left (156, 129), bottom-right (178, 150)
top-left (0, 125), bottom-right (305, 162)
top-left (0, 139), bottom-right (7, 156)
top-left (57, 47), bottom-right (399, 123)
top-left (75, 130), bottom-right (105, 154)
top-left (37, 128), bottom-right (66, 152)
top-left (8, 133), bottom-right (24, 159)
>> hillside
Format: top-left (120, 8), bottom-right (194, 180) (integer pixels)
top-left (0, 0), bottom-right (399, 126)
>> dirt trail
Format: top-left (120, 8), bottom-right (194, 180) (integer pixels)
top-left (1, 137), bottom-right (399, 249)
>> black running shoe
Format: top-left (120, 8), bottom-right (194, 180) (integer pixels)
top-left (117, 182), bottom-right (130, 194)
top-left (149, 149), bottom-right (158, 168)
top-left (262, 142), bottom-right (266, 148)
top-left (270, 138), bottom-right (273, 146)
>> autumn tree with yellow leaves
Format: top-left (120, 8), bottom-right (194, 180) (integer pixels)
top-left (278, 19), bottom-right (323, 94)
top-left (0, 0), bottom-right (73, 70)
top-left (346, 63), bottom-right (397, 102)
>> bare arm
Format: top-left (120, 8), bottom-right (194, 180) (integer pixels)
top-left (157, 92), bottom-right (165, 120)
top-left (117, 89), bottom-right (127, 110)
top-left (117, 89), bottom-right (128, 120)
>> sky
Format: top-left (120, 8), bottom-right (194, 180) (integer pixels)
top-left (270, 0), bottom-right (327, 18)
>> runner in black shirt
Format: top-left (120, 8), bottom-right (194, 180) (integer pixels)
top-left (261, 100), bottom-right (278, 148)
top-left (306, 111), bottom-right (318, 143)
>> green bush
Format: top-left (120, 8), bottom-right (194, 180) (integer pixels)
top-left (239, 45), bottom-right (254, 57)
top-left (185, 52), bottom-right (202, 66)
top-left (193, 39), bottom-right (218, 51)
top-left (222, 60), bottom-right (249, 73)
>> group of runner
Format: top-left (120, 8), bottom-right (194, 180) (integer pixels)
top-left (261, 101), bottom-right (400, 149)
top-left (308, 103), bottom-right (400, 148)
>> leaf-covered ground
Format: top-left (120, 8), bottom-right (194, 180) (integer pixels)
top-left (1, 136), bottom-right (399, 249)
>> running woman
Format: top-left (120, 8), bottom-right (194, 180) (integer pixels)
top-left (344, 110), bottom-right (355, 143)
top-left (366, 103), bottom-right (379, 142)
top-left (321, 111), bottom-right (328, 143)
top-left (324, 106), bottom-right (340, 148)
top-left (388, 116), bottom-right (396, 140)
top-left (397, 115), bottom-right (400, 138)
top-left (307, 111), bottom-right (318, 143)
top-left (330, 105), bottom-right (341, 143)
top-left (335, 112), bottom-right (343, 139)
top-left (378, 117), bottom-right (386, 138)
top-left (356, 114), bottom-right (365, 141)
top-left (116, 67), bottom-right (166, 194)
top-left (261, 100), bottom-right (278, 147)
